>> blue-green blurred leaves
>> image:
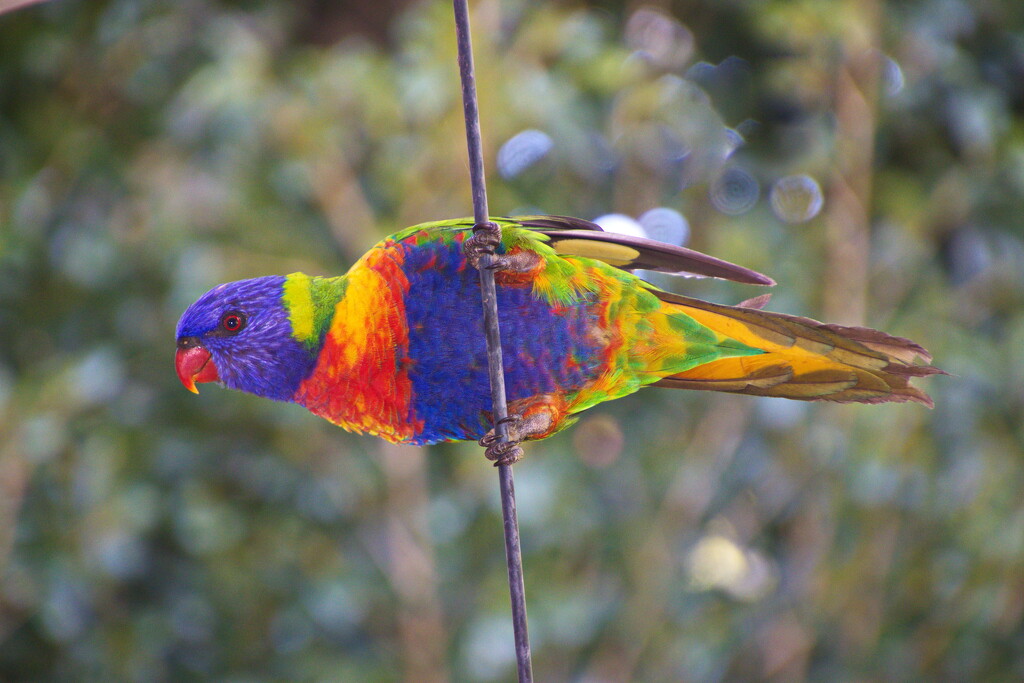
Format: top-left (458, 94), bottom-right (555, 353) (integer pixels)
top-left (2, 0), bottom-right (1024, 681)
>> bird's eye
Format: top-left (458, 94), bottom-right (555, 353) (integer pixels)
top-left (220, 312), bottom-right (246, 334)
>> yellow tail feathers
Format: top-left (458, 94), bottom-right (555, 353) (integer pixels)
top-left (652, 291), bottom-right (942, 406)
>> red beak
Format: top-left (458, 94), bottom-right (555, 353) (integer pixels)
top-left (175, 345), bottom-right (219, 394)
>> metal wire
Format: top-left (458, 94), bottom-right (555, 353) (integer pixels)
top-left (452, 1), bottom-right (533, 680)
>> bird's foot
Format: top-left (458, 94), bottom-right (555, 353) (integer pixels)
top-left (463, 221), bottom-right (502, 270)
top-left (479, 415), bottom-right (525, 466)
top-left (463, 222), bottom-right (543, 277)
top-left (478, 408), bottom-right (557, 466)
top-left (482, 439), bottom-right (526, 467)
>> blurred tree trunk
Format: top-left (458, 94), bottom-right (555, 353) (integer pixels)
top-left (823, 0), bottom-right (882, 326)
top-left (380, 443), bottom-right (451, 683)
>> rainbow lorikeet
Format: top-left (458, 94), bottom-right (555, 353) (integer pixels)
top-left (176, 216), bottom-right (940, 461)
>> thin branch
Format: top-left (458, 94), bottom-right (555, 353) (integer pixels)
top-left (452, 1), bottom-right (534, 681)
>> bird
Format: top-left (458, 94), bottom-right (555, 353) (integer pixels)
top-left (175, 215), bottom-right (941, 464)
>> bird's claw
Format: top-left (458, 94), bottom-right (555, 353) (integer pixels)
top-left (464, 223), bottom-right (544, 276)
top-left (480, 414), bottom-right (525, 466)
top-left (495, 415), bottom-right (520, 428)
top-left (463, 221), bottom-right (502, 270)
top-left (484, 440), bottom-right (525, 467)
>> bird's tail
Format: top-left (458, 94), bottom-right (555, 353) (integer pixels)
top-left (652, 291), bottom-right (943, 406)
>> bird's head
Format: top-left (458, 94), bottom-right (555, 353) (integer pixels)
top-left (175, 276), bottom-right (316, 402)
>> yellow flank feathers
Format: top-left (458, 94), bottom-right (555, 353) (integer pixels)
top-left (283, 273), bottom-right (316, 344)
top-left (551, 239), bottom-right (640, 267)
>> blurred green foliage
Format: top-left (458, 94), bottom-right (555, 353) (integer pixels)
top-left (1, 0), bottom-right (1023, 680)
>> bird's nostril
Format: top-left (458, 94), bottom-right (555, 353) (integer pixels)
top-left (177, 336), bottom-right (201, 350)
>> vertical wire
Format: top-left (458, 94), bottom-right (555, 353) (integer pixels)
top-left (452, 1), bottom-right (534, 681)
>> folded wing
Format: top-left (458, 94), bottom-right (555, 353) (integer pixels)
top-left (516, 215), bottom-right (774, 286)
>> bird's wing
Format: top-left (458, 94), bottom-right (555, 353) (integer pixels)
top-left (515, 216), bottom-right (774, 286)
top-left (514, 215), bottom-right (606, 232)
top-left (396, 215), bottom-right (774, 286)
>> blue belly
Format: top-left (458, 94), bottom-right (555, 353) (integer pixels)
top-left (401, 241), bottom-right (603, 443)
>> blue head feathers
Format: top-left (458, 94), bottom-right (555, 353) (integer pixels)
top-left (176, 276), bottom-right (315, 402)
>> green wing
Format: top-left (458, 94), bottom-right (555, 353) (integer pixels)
top-left (393, 215), bottom-right (774, 286)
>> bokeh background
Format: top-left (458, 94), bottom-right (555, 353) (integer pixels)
top-left (2, 0), bottom-right (1023, 680)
